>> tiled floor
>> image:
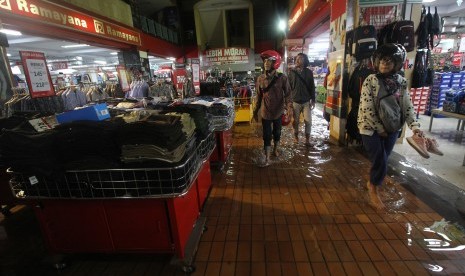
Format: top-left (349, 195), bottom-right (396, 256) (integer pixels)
top-left (1, 108), bottom-right (465, 275)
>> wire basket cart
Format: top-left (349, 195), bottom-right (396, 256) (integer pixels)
top-left (5, 132), bottom-right (216, 273)
top-left (9, 133), bottom-right (217, 200)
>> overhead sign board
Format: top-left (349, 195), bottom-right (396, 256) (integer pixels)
top-left (0, 0), bottom-right (141, 45)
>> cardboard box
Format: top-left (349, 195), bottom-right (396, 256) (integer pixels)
top-left (56, 104), bottom-right (110, 124)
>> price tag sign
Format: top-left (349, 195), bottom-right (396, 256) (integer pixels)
top-left (20, 51), bottom-right (55, 98)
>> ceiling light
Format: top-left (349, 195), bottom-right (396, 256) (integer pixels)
top-left (110, 52), bottom-right (118, 55)
top-left (76, 56), bottom-right (83, 60)
top-left (0, 29), bottom-right (22, 36)
top-left (6, 53), bottom-right (11, 57)
top-left (94, 60), bottom-right (107, 64)
top-left (422, 0), bottom-right (436, 2)
top-left (61, 44), bottom-right (89, 48)
top-left (278, 19), bottom-right (287, 32)
top-left (458, 0), bottom-right (463, 6)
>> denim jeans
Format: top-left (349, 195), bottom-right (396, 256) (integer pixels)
top-left (262, 117), bottom-right (282, 148)
top-left (292, 101), bottom-right (312, 136)
top-left (361, 131), bottom-right (399, 186)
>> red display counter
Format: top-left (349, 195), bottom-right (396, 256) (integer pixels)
top-left (32, 183), bottom-right (200, 256)
top-left (5, 133), bottom-right (216, 272)
top-left (209, 128), bottom-right (233, 164)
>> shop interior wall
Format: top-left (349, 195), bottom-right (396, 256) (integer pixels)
top-left (56, 0), bottom-right (133, 27)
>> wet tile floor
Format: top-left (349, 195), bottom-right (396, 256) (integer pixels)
top-left (1, 108), bottom-right (465, 275)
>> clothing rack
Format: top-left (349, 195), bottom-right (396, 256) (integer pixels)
top-left (4, 87), bottom-right (65, 116)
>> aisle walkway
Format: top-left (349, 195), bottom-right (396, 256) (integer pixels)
top-left (1, 108), bottom-right (465, 275)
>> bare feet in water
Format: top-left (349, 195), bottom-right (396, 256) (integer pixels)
top-left (366, 182), bottom-right (385, 210)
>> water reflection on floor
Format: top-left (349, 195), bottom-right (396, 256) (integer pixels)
top-left (218, 106), bottom-right (465, 275)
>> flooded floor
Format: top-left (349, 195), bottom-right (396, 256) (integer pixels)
top-left (1, 107), bottom-right (465, 275)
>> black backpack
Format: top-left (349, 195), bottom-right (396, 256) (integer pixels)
top-left (353, 25), bottom-right (377, 60)
top-left (416, 7), bottom-right (429, 49)
top-left (391, 21), bottom-right (415, 52)
top-left (431, 7), bottom-right (441, 35)
top-left (411, 50), bottom-right (427, 88)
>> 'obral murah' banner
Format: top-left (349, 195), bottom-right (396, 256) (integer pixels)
top-left (0, 0), bottom-right (140, 45)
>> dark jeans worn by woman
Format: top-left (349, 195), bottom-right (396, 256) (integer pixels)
top-left (361, 131), bottom-right (399, 186)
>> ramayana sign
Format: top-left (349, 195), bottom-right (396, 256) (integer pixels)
top-left (0, 0), bottom-right (141, 45)
top-left (203, 47), bottom-right (249, 65)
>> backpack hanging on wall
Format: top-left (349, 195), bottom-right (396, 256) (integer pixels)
top-left (416, 7), bottom-right (429, 49)
top-left (379, 20), bottom-right (415, 52)
top-left (411, 50), bottom-right (427, 88)
top-left (391, 21), bottom-right (415, 52)
top-left (353, 25), bottom-right (377, 60)
top-left (431, 7), bottom-right (441, 35)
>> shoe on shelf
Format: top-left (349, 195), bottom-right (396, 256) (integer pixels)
top-left (426, 137), bottom-right (444, 156)
top-left (406, 132), bottom-right (430, 159)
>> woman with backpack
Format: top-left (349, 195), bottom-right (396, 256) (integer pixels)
top-left (357, 43), bottom-right (423, 210)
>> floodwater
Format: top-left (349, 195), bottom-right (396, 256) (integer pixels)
top-left (223, 105), bottom-right (465, 275)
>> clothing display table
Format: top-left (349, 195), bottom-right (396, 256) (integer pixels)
top-left (6, 133), bottom-right (215, 272)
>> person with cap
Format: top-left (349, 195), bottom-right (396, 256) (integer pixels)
top-left (357, 43), bottom-right (424, 210)
top-left (253, 50), bottom-right (292, 167)
top-left (288, 53), bottom-right (316, 145)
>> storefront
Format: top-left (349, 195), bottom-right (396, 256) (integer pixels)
top-left (0, 1), bottom-right (220, 269)
top-left (0, 0), bottom-right (185, 102)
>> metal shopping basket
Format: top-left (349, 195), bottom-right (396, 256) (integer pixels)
top-left (8, 144), bottom-right (204, 200)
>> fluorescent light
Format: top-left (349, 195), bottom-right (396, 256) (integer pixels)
top-left (94, 60), bottom-right (107, 64)
top-left (167, 57), bottom-right (176, 61)
top-left (278, 19), bottom-right (287, 31)
top-left (61, 44), bottom-right (89, 48)
top-left (0, 29), bottom-right (22, 36)
top-left (6, 53), bottom-right (11, 57)
top-left (11, 66), bottom-right (22, 74)
top-left (110, 52), bottom-right (118, 55)
top-left (422, 0), bottom-right (435, 2)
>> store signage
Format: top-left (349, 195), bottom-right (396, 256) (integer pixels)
top-left (452, 52), bottom-right (462, 67)
top-left (289, 2), bottom-right (302, 29)
top-left (288, 0), bottom-right (314, 29)
top-left (191, 58), bottom-right (200, 95)
top-left (203, 47), bottom-right (249, 65)
top-left (433, 47), bottom-right (442, 54)
top-left (289, 45), bottom-right (304, 52)
top-left (0, 0), bottom-right (141, 45)
top-left (50, 61), bottom-right (68, 71)
top-left (19, 51), bottom-right (55, 98)
top-left (359, 0), bottom-right (422, 6)
top-left (116, 65), bottom-right (130, 92)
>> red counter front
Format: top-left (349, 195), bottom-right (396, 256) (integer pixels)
top-left (210, 129), bottom-right (233, 164)
top-left (29, 160), bottom-right (212, 259)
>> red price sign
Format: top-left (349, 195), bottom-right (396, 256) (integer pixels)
top-left (20, 51), bottom-right (55, 98)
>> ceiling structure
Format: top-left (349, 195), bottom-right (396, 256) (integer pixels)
top-left (2, 0), bottom-right (465, 71)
